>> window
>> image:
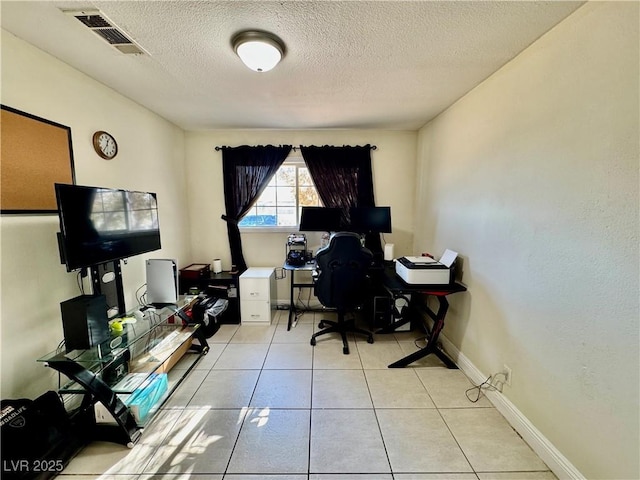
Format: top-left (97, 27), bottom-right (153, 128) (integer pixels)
top-left (91, 190), bottom-right (159, 233)
top-left (239, 158), bottom-right (321, 228)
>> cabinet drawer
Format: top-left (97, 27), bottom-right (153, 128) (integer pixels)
top-left (241, 301), bottom-right (272, 324)
top-left (240, 277), bottom-right (270, 301)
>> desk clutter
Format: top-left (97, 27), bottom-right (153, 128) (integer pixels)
top-left (178, 266), bottom-right (240, 325)
top-left (286, 233), bottom-right (310, 266)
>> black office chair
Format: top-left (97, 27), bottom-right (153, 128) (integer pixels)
top-left (310, 232), bottom-right (374, 354)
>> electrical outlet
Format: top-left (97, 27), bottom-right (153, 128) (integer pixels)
top-left (503, 364), bottom-right (512, 386)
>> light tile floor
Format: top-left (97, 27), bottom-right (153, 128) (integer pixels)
top-left (59, 310), bottom-right (557, 480)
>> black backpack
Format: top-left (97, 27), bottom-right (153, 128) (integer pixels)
top-left (1, 391), bottom-right (84, 480)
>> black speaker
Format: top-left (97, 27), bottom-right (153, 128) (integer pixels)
top-left (60, 295), bottom-right (109, 352)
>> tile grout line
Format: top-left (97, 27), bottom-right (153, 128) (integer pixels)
top-left (364, 360), bottom-right (396, 476)
top-left (308, 313), bottom-right (316, 477)
top-left (433, 400), bottom-right (477, 475)
top-left (220, 321), bottom-right (272, 477)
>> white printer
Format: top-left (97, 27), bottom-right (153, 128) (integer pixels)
top-left (395, 250), bottom-right (458, 285)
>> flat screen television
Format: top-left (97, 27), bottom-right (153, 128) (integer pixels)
top-left (349, 206), bottom-right (392, 233)
top-left (299, 207), bottom-right (342, 232)
top-left (55, 183), bottom-right (161, 271)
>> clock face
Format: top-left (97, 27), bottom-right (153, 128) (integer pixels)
top-left (93, 131), bottom-right (118, 159)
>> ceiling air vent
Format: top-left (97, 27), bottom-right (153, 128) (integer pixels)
top-left (62, 9), bottom-right (146, 55)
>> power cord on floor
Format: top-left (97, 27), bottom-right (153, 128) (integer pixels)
top-left (465, 373), bottom-right (507, 403)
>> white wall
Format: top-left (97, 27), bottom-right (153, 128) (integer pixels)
top-left (414, 3), bottom-right (639, 479)
top-left (0, 30), bottom-right (191, 398)
top-left (184, 130), bottom-right (417, 302)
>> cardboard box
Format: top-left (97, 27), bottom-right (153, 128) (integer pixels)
top-left (129, 329), bottom-right (193, 374)
top-left (157, 335), bottom-right (193, 373)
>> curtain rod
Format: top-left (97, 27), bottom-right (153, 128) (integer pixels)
top-left (214, 144), bottom-right (290, 151)
top-left (214, 144), bottom-right (377, 151)
top-left (292, 145), bottom-right (377, 151)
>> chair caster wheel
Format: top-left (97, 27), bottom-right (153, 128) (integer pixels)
top-left (318, 321), bottom-right (326, 329)
top-left (310, 338), bottom-right (316, 346)
top-left (367, 336), bottom-right (374, 344)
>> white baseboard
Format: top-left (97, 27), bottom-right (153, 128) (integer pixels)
top-left (439, 334), bottom-right (585, 480)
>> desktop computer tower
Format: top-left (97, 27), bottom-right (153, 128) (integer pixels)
top-left (60, 294), bottom-right (110, 352)
top-left (373, 296), bottom-right (392, 328)
top-left (146, 259), bottom-right (178, 305)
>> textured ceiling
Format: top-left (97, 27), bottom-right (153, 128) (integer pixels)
top-left (1, 1), bottom-right (584, 130)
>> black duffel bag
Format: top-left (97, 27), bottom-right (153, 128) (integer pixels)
top-left (1, 391), bottom-right (82, 480)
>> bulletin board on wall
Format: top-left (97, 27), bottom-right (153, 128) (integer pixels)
top-left (1, 105), bottom-right (76, 214)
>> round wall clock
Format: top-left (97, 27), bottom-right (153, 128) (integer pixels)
top-left (92, 131), bottom-right (118, 160)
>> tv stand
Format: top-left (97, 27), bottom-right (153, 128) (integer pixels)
top-left (38, 299), bottom-right (208, 447)
top-left (91, 260), bottom-right (126, 318)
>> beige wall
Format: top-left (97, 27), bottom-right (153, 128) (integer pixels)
top-left (184, 130), bottom-right (417, 302)
top-left (415, 3), bottom-right (639, 479)
top-left (0, 30), bottom-right (191, 398)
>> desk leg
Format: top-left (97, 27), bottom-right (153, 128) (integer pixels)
top-left (388, 296), bottom-right (457, 369)
top-left (287, 269), bottom-right (295, 331)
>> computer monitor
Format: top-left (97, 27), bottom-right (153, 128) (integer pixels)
top-left (349, 206), bottom-right (392, 233)
top-left (299, 207), bottom-right (342, 232)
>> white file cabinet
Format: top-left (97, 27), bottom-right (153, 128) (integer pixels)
top-left (240, 267), bottom-right (276, 324)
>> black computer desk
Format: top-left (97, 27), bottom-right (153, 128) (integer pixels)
top-left (283, 261), bottom-right (467, 367)
top-left (378, 264), bottom-right (467, 368)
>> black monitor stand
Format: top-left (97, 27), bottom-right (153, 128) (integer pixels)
top-left (363, 231), bottom-right (383, 258)
top-left (91, 260), bottom-right (126, 318)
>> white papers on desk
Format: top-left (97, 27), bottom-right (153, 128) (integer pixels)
top-left (439, 249), bottom-right (458, 268)
top-left (403, 256), bottom-right (438, 264)
top-left (402, 249), bottom-right (458, 268)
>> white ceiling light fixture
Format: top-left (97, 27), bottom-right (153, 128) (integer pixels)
top-left (232, 30), bottom-right (285, 73)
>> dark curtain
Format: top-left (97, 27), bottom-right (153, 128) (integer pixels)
top-left (299, 144), bottom-right (382, 255)
top-left (220, 145), bottom-right (292, 272)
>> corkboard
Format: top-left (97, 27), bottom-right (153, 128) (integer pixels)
top-left (1, 105), bottom-right (75, 214)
